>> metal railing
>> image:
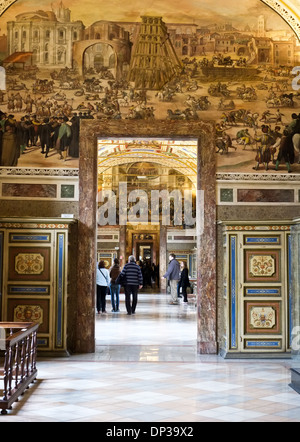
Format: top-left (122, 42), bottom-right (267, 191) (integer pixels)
top-left (0, 322), bottom-right (39, 415)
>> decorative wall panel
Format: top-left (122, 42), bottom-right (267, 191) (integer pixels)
top-left (245, 250), bottom-right (281, 282)
top-left (7, 299), bottom-right (49, 333)
top-left (0, 218), bottom-right (73, 353)
top-left (222, 222), bottom-right (291, 357)
top-left (237, 190), bottom-right (295, 203)
top-left (8, 247), bottom-right (50, 281)
top-left (2, 184), bottom-right (57, 199)
top-left (245, 301), bottom-right (281, 334)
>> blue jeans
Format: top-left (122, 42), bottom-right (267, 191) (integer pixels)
top-left (110, 284), bottom-right (120, 311)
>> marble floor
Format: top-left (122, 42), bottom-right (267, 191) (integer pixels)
top-left (1, 293), bottom-right (300, 422)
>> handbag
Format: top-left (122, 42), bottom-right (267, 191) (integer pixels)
top-left (115, 271), bottom-right (127, 287)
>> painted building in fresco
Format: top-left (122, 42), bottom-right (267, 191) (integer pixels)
top-left (6, 2), bottom-right (84, 67)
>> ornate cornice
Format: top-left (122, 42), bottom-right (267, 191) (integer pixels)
top-left (217, 172), bottom-right (300, 182)
top-left (0, 167), bottom-right (79, 177)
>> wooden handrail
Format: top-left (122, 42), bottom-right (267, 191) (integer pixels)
top-left (0, 322), bottom-right (38, 415)
top-left (0, 323), bottom-right (39, 348)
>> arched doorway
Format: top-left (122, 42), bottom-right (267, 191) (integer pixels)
top-left (77, 119), bottom-right (217, 355)
top-left (83, 43), bottom-right (117, 76)
top-left (97, 141), bottom-right (198, 287)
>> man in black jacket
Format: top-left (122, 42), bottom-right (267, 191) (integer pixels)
top-left (121, 256), bottom-right (143, 315)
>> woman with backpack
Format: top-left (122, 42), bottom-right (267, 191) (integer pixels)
top-left (109, 258), bottom-right (121, 313)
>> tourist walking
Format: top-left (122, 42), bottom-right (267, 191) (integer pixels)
top-left (109, 258), bottom-right (121, 312)
top-left (97, 261), bottom-right (110, 315)
top-left (179, 261), bottom-right (190, 304)
top-left (120, 256), bottom-right (143, 315)
top-left (163, 254), bottom-right (181, 305)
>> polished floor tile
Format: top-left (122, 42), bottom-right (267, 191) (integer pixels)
top-left (1, 294), bottom-right (300, 422)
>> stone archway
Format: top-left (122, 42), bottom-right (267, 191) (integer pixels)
top-left (73, 40), bottom-right (129, 78)
top-left (76, 119), bottom-right (216, 355)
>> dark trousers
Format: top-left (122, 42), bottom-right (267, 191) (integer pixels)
top-left (97, 285), bottom-right (107, 313)
top-left (182, 284), bottom-right (188, 303)
top-left (124, 284), bottom-right (139, 315)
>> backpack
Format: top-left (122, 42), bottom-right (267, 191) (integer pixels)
top-left (115, 271), bottom-right (127, 287)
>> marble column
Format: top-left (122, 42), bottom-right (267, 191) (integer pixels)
top-left (197, 134), bottom-right (217, 354)
top-left (160, 225), bottom-right (167, 292)
top-left (76, 131), bottom-right (97, 353)
top-left (119, 225), bottom-right (126, 268)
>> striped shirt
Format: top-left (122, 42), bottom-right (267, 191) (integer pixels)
top-left (121, 262), bottom-right (143, 286)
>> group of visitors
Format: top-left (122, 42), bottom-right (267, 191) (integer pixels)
top-left (137, 260), bottom-right (159, 288)
top-left (163, 254), bottom-right (191, 305)
top-left (96, 256), bottom-right (143, 316)
top-left (96, 253), bottom-right (191, 315)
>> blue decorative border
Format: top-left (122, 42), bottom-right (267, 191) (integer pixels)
top-left (56, 233), bottom-right (65, 349)
top-left (230, 236), bottom-right (237, 350)
top-left (10, 234), bottom-right (50, 242)
top-left (8, 286), bottom-right (49, 295)
top-left (246, 289), bottom-right (280, 296)
top-left (0, 232), bottom-right (3, 319)
top-left (288, 234), bottom-right (292, 349)
top-left (246, 341), bottom-right (281, 349)
top-left (245, 237), bottom-right (280, 244)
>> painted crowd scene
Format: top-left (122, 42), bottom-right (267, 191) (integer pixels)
top-left (0, 0), bottom-right (299, 173)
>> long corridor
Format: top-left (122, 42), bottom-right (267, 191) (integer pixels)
top-left (2, 293), bottom-right (300, 422)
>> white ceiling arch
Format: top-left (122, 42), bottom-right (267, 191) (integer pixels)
top-left (98, 156), bottom-right (198, 186)
top-left (98, 138), bottom-right (198, 185)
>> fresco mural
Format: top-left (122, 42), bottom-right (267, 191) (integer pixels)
top-left (0, 0), bottom-right (299, 173)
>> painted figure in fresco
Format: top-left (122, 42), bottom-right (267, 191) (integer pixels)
top-left (287, 113), bottom-right (300, 164)
top-left (253, 127), bottom-right (274, 171)
top-left (56, 116), bottom-right (72, 161)
top-left (275, 129), bottom-right (295, 173)
top-left (40, 117), bottom-right (52, 158)
top-left (1, 120), bottom-right (19, 167)
top-left (69, 113), bottom-right (80, 158)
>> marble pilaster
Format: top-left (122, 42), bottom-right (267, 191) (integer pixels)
top-left (76, 130), bottom-right (97, 353)
top-left (119, 225), bottom-right (126, 267)
top-left (197, 132), bottom-right (217, 354)
top-left (160, 225), bottom-right (167, 292)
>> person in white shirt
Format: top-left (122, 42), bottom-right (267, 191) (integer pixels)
top-left (97, 261), bottom-right (110, 315)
